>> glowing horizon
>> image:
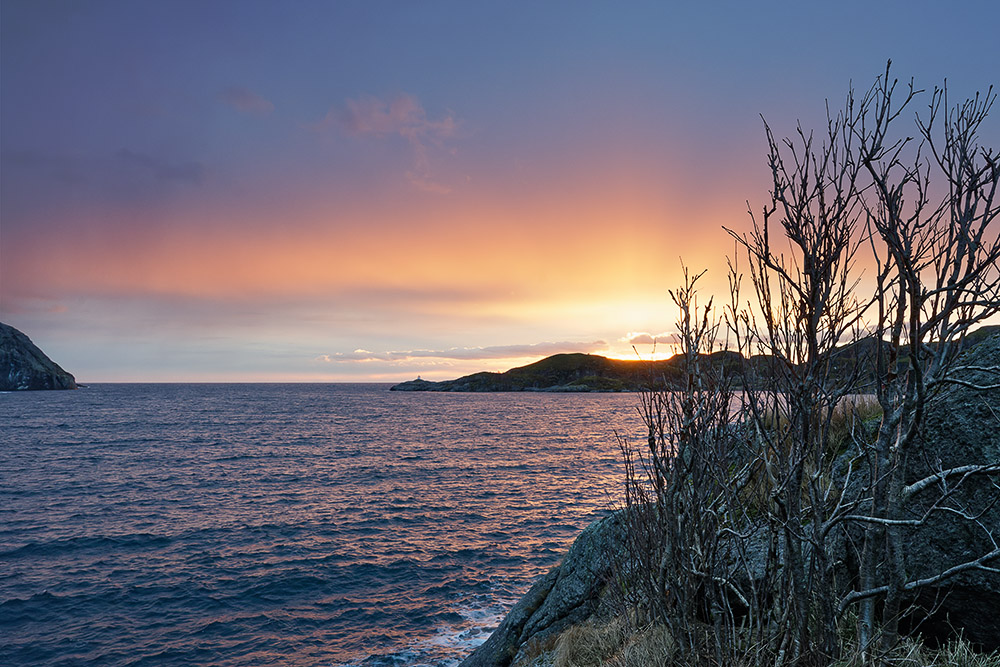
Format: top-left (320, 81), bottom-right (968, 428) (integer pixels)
top-left (2, 2), bottom-right (998, 382)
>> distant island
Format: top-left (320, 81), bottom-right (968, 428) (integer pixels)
top-left (390, 326), bottom-right (1000, 392)
top-left (0, 322), bottom-right (77, 391)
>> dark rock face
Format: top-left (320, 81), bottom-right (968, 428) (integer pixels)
top-left (901, 333), bottom-right (1000, 650)
top-left (0, 322), bottom-right (77, 390)
top-left (459, 513), bottom-right (624, 667)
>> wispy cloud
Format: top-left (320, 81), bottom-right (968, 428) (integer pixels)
top-left (318, 340), bottom-right (607, 363)
top-left (0, 296), bottom-right (68, 316)
top-left (404, 172), bottom-right (453, 194)
top-left (334, 93), bottom-right (456, 139)
top-left (115, 149), bottom-right (204, 185)
top-left (313, 92), bottom-right (458, 193)
top-left (620, 331), bottom-right (677, 345)
top-left (219, 86), bottom-right (274, 116)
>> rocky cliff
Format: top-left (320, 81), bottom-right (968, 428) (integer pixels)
top-left (0, 322), bottom-right (77, 390)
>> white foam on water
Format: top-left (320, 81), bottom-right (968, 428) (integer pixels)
top-left (404, 589), bottom-right (522, 666)
top-left (333, 596), bottom-right (515, 667)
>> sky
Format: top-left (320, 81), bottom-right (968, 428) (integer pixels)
top-left (2, 1), bottom-right (999, 382)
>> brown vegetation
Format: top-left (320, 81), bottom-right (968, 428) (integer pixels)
top-left (537, 617), bottom-right (1000, 667)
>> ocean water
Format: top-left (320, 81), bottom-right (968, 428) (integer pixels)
top-left (0, 384), bottom-right (643, 666)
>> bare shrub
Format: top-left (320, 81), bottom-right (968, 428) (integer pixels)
top-left (615, 266), bottom-right (749, 661)
top-left (614, 63), bottom-right (999, 666)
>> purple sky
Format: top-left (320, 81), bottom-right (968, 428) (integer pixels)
top-left (2, 1), bottom-right (999, 381)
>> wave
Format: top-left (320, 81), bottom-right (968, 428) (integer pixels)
top-left (0, 384), bottom-right (633, 666)
top-left (0, 532), bottom-right (172, 560)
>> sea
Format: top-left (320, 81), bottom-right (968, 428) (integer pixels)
top-left (0, 383), bottom-right (645, 666)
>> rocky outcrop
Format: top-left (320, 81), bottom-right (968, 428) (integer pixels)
top-left (460, 513), bottom-right (625, 667)
top-left (462, 334), bottom-right (1000, 663)
top-left (900, 333), bottom-right (1000, 650)
top-left (0, 322), bottom-right (77, 390)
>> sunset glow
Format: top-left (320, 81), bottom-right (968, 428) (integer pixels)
top-left (2, 2), bottom-right (998, 381)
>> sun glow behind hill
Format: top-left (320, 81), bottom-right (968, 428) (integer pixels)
top-left (4, 172), bottom-right (745, 380)
top-left (2, 2), bottom-right (998, 381)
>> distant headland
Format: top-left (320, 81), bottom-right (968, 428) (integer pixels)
top-left (390, 325), bottom-right (1000, 392)
top-left (391, 352), bottom-right (705, 392)
top-left (0, 322), bottom-right (77, 391)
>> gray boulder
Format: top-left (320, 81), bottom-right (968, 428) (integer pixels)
top-left (460, 512), bottom-right (624, 667)
top-left (0, 322), bottom-right (77, 390)
top-left (900, 333), bottom-right (1000, 650)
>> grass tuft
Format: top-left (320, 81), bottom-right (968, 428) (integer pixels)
top-left (552, 617), bottom-right (628, 667)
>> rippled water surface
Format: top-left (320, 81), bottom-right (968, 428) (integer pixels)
top-left (1, 384), bottom-right (643, 666)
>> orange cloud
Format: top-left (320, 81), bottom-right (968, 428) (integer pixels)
top-left (318, 340), bottom-right (608, 363)
top-left (620, 331), bottom-right (676, 345)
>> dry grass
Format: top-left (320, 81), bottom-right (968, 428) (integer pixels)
top-left (604, 623), bottom-right (675, 667)
top-left (733, 393), bottom-right (882, 517)
top-left (517, 632), bottom-right (561, 666)
top-left (545, 615), bottom-right (999, 667)
top-left (551, 617), bottom-right (675, 667)
top-left (828, 394), bottom-right (882, 455)
top-left (552, 617), bottom-right (629, 667)
top-left (832, 635), bottom-right (1000, 667)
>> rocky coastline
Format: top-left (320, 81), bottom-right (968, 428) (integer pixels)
top-left (0, 322), bottom-right (77, 391)
top-left (459, 333), bottom-right (1000, 665)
